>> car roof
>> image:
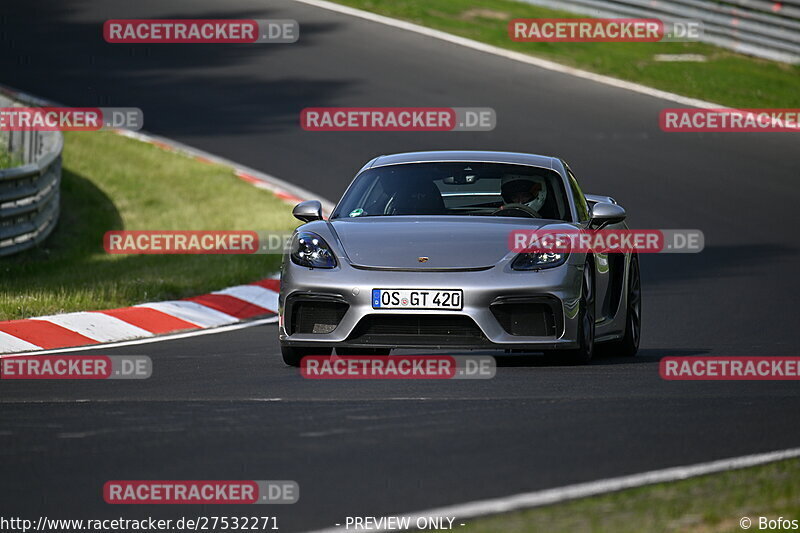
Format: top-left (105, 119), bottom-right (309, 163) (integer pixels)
top-left (367, 151), bottom-right (558, 170)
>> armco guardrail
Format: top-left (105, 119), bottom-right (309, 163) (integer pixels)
top-left (521, 0), bottom-right (800, 64)
top-left (0, 94), bottom-right (63, 257)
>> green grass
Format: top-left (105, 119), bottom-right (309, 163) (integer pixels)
top-left (330, 0), bottom-right (800, 108)
top-left (0, 131), bottom-right (299, 321)
top-left (461, 457), bottom-right (800, 532)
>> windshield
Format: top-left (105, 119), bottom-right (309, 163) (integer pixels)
top-left (331, 162), bottom-right (571, 220)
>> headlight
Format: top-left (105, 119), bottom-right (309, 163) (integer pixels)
top-left (511, 252), bottom-right (567, 271)
top-left (290, 232), bottom-right (337, 268)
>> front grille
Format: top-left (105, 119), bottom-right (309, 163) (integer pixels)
top-left (490, 301), bottom-right (559, 337)
top-left (348, 314), bottom-right (488, 345)
top-left (289, 301), bottom-right (348, 334)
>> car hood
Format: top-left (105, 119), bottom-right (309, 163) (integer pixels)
top-left (329, 216), bottom-right (572, 270)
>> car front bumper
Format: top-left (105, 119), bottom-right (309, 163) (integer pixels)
top-left (278, 257), bottom-right (585, 351)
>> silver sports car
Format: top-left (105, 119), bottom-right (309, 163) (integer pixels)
top-left (278, 151), bottom-right (641, 366)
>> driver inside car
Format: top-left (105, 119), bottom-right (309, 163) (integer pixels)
top-left (500, 174), bottom-right (548, 212)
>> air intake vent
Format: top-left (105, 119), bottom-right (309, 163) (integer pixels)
top-left (348, 315), bottom-right (488, 345)
top-left (490, 301), bottom-right (559, 337)
top-left (289, 301), bottom-right (348, 334)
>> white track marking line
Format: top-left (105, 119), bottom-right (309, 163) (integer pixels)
top-left (31, 312), bottom-right (153, 342)
top-left (0, 317), bottom-right (277, 358)
top-left (292, 0), bottom-right (725, 110)
top-left (0, 398), bottom-right (455, 404)
top-left (135, 301), bottom-right (239, 328)
top-left (212, 285), bottom-right (279, 312)
top-left (0, 331), bottom-right (42, 353)
top-left (0, 398), bottom-right (289, 404)
top-left (305, 446), bottom-right (800, 532)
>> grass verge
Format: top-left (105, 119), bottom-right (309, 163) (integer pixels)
top-left (0, 131), bottom-right (299, 321)
top-left (329, 0), bottom-right (799, 108)
top-left (461, 457), bottom-right (800, 532)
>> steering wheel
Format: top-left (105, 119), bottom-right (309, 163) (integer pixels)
top-left (384, 195), bottom-right (396, 215)
top-left (491, 203), bottom-right (541, 219)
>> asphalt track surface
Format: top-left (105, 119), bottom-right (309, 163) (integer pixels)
top-left (1, 0), bottom-right (799, 531)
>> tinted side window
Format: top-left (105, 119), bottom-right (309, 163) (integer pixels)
top-left (567, 170), bottom-right (590, 222)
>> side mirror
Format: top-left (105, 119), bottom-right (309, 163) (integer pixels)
top-left (292, 200), bottom-right (324, 222)
top-left (590, 202), bottom-right (626, 227)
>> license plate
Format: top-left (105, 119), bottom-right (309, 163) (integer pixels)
top-left (372, 289), bottom-right (463, 310)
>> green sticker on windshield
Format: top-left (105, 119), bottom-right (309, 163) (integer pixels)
top-left (349, 208), bottom-right (364, 218)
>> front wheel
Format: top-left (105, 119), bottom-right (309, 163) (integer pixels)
top-left (561, 263), bottom-right (595, 365)
top-left (600, 254), bottom-right (641, 357)
top-left (281, 345), bottom-right (332, 367)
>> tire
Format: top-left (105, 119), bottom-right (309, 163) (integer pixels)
top-left (335, 347), bottom-right (391, 356)
top-left (561, 262), bottom-right (596, 365)
top-left (281, 345), bottom-right (332, 367)
top-left (600, 254), bottom-right (641, 357)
